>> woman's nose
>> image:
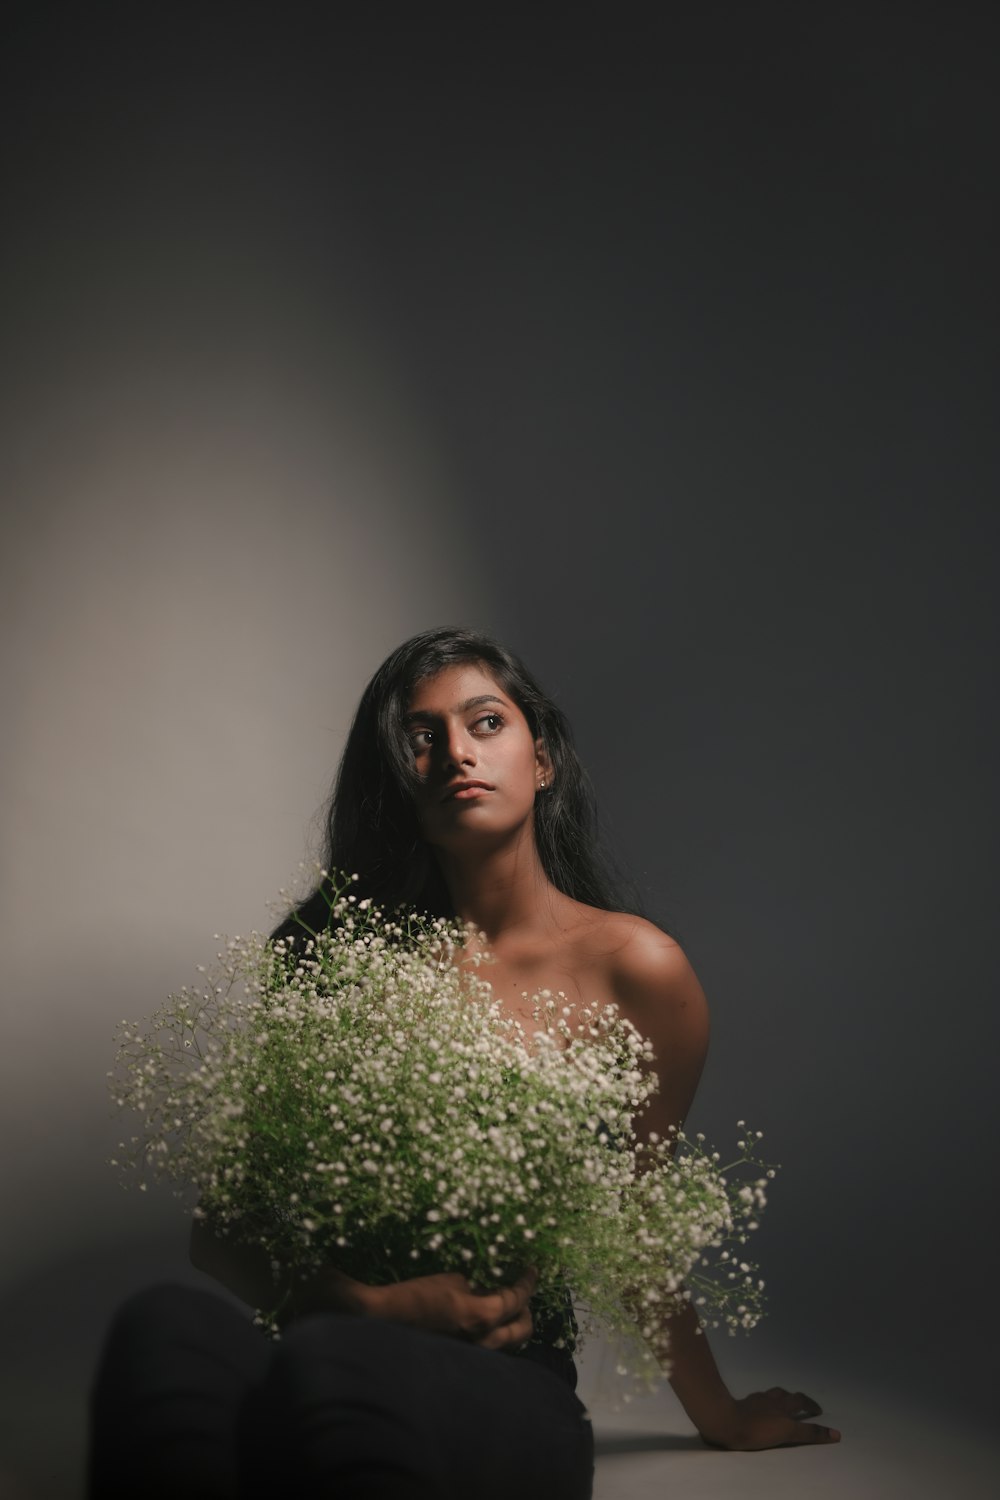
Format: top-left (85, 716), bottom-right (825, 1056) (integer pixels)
top-left (442, 724), bottom-right (475, 768)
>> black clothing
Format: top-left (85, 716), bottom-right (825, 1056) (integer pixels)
top-left (87, 1284), bottom-right (594, 1499)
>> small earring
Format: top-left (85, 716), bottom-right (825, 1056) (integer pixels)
top-left (538, 780), bottom-right (547, 790)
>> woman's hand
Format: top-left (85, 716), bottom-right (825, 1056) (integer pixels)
top-left (358, 1268), bottom-right (538, 1351)
top-left (192, 1214), bottom-right (536, 1349)
top-left (698, 1388), bottom-right (841, 1450)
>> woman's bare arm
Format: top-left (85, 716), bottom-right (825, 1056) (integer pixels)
top-left (189, 1216), bottom-right (369, 1317)
top-left (611, 925), bottom-right (840, 1449)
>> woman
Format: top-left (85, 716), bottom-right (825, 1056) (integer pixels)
top-left (89, 626), bottom-right (839, 1498)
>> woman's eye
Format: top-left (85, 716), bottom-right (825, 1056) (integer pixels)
top-left (410, 730), bottom-right (434, 749)
top-left (474, 714), bottom-right (503, 733)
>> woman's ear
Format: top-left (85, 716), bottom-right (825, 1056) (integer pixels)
top-left (534, 739), bottom-right (554, 788)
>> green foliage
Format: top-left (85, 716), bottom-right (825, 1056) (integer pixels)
top-left (111, 876), bottom-right (772, 1388)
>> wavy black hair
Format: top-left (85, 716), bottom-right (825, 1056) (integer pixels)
top-left (272, 626), bottom-right (641, 942)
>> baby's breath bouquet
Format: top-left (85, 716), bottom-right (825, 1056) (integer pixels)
top-left (111, 875), bottom-right (773, 1388)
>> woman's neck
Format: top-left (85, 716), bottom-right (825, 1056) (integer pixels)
top-left (435, 836), bottom-right (563, 946)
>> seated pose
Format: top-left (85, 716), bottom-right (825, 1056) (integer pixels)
top-left (88, 626), bottom-right (838, 1498)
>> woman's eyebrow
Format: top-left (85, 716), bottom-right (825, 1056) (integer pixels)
top-left (403, 695), bottom-right (508, 726)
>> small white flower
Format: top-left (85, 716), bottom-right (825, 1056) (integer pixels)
top-left (110, 876), bottom-right (772, 1393)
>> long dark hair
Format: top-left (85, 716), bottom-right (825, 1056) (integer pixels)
top-left (272, 627), bottom-right (641, 942)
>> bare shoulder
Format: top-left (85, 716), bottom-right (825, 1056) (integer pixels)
top-left (581, 911), bottom-right (709, 1041)
top-left (554, 905), bottom-right (709, 1125)
top-left (598, 911), bottom-right (685, 970)
top-left (598, 913), bottom-right (711, 1128)
top-left (561, 905), bottom-right (704, 1016)
top-left (574, 909), bottom-right (694, 982)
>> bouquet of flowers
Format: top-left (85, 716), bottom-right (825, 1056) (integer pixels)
top-left (110, 874), bottom-right (773, 1388)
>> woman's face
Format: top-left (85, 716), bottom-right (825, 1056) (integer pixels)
top-left (404, 662), bottom-right (551, 852)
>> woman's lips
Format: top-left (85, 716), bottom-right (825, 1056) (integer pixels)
top-left (441, 781), bottom-right (493, 801)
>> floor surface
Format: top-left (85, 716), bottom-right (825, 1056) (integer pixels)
top-left (578, 1340), bottom-right (998, 1500)
top-left (1, 1244), bottom-right (996, 1499)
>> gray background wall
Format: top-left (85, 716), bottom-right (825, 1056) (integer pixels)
top-left (328, 4), bottom-right (1000, 1411)
top-left (1, 3), bottom-right (997, 1494)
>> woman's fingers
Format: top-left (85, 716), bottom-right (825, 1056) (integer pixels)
top-left (470, 1268), bottom-right (537, 1348)
top-left (476, 1304), bottom-right (534, 1351)
top-left (504, 1267), bottom-right (538, 1306)
top-left (701, 1389), bottom-right (840, 1450)
top-left (504, 1267), bottom-right (538, 1314)
top-left (466, 1268), bottom-right (538, 1334)
top-left (373, 1267), bottom-right (539, 1342)
top-left (701, 1418), bottom-right (840, 1452)
top-left (787, 1422), bottom-right (841, 1445)
top-left (456, 1268), bottom-right (538, 1343)
top-left (766, 1387), bottom-right (823, 1420)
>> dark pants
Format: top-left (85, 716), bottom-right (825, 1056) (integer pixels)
top-left (87, 1285), bottom-right (594, 1498)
